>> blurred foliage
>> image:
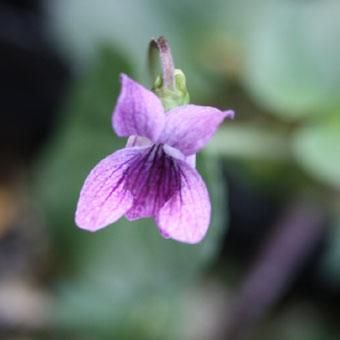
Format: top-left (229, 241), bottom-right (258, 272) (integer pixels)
top-left (46, 0), bottom-right (340, 117)
top-left (243, 0), bottom-right (340, 118)
top-left (34, 48), bottom-right (228, 338)
top-left (255, 302), bottom-right (337, 340)
top-left (320, 216), bottom-right (340, 287)
top-left (30, 0), bottom-right (340, 338)
top-left (294, 111), bottom-right (340, 188)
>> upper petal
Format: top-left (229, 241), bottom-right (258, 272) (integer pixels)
top-left (156, 159), bottom-right (211, 244)
top-left (75, 147), bottom-right (145, 231)
top-left (112, 74), bottom-right (165, 142)
top-left (159, 105), bottom-right (234, 156)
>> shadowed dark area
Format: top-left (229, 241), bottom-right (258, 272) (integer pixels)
top-left (0, 0), bottom-right (69, 176)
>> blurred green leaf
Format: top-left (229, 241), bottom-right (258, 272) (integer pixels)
top-left (242, 0), bottom-right (340, 119)
top-left (35, 47), bottom-right (228, 338)
top-left (319, 216), bottom-right (340, 287)
top-left (206, 124), bottom-right (289, 161)
top-left (45, 0), bottom-right (243, 103)
top-left (293, 111), bottom-right (340, 188)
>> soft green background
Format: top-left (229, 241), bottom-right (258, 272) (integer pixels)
top-left (33, 0), bottom-right (340, 338)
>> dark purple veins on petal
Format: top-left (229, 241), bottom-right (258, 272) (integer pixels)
top-left (124, 145), bottom-right (182, 220)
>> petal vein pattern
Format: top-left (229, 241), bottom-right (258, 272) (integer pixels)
top-left (125, 145), bottom-right (181, 221)
top-left (75, 148), bottom-right (143, 231)
top-left (157, 159), bottom-right (211, 244)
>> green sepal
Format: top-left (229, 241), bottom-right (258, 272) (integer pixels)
top-left (153, 69), bottom-right (190, 111)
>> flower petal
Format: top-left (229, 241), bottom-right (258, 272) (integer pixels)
top-left (75, 148), bottom-right (145, 231)
top-left (112, 74), bottom-right (165, 142)
top-left (126, 135), bottom-right (153, 148)
top-left (124, 145), bottom-right (181, 221)
top-left (162, 144), bottom-right (196, 168)
top-left (156, 159), bottom-right (211, 244)
top-left (159, 105), bottom-right (234, 155)
top-left (186, 155), bottom-right (196, 168)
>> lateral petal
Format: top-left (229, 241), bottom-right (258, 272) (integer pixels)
top-left (75, 147), bottom-right (144, 231)
top-left (112, 74), bottom-right (165, 142)
top-left (156, 159), bottom-right (211, 244)
top-left (159, 104), bottom-right (234, 156)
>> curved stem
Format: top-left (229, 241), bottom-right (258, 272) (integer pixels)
top-left (148, 36), bottom-right (175, 90)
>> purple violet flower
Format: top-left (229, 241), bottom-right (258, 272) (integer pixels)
top-left (75, 74), bottom-right (234, 244)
